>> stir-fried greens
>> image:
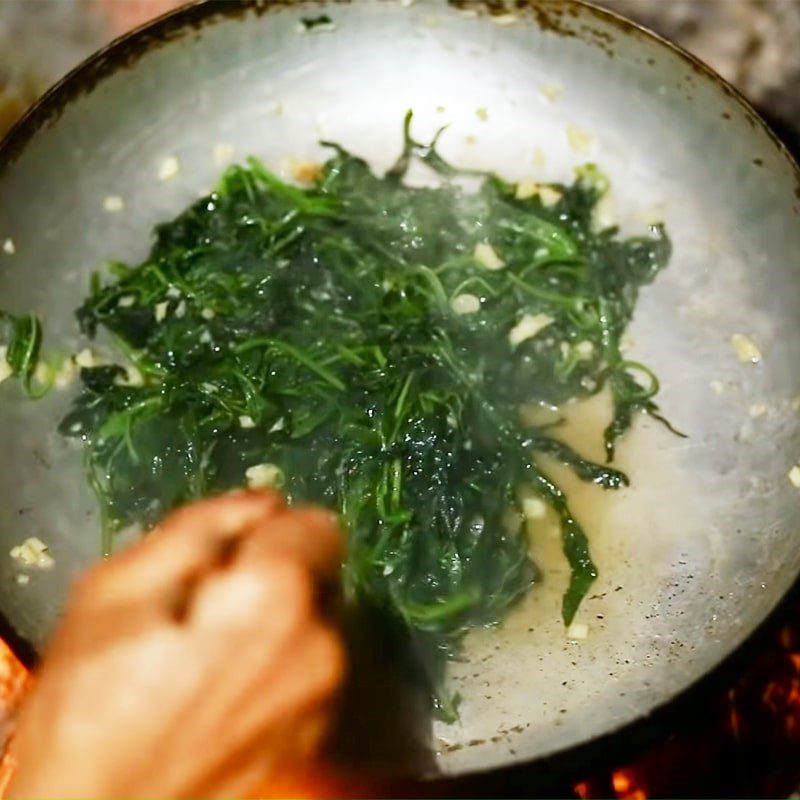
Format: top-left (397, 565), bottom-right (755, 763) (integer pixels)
top-left (0, 115), bottom-right (674, 717)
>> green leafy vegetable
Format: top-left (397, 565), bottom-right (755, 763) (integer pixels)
top-left (0, 311), bottom-right (48, 397)
top-left (2, 115), bottom-right (674, 714)
top-left (299, 14), bottom-right (335, 31)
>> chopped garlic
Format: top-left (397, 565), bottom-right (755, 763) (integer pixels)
top-left (199, 330), bottom-right (212, 344)
top-left (269, 417), bottom-right (286, 433)
top-left (731, 333), bottom-right (761, 364)
top-left (102, 195), bottom-right (125, 213)
top-left (74, 348), bottom-right (97, 369)
top-left (0, 346), bottom-right (11, 384)
top-left (450, 293), bottom-right (481, 315)
top-left (475, 107), bottom-right (488, 121)
top-left (117, 295), bottom-right (136, 308)
top-left (290, 160), bottom-right (323, 183)
top-left (509, 313), bottom-right (554, 347)
top-left (522, 497), bottom-right (547, 520)
top-left (515, 182), bottom-right (539, 201)
top-left (789, 465), bottom-right (800, 488)
top-left (491, 13), bottom-right (518, 25)
top-left (158, 155), bottom-right (181, 182)
top-left (566, 125), bottom-right (593, 154)
top-left (567, 621), bottom-right (589, 640)
top-left (474, 242), bottom-right (505, 271)
top-left (200, 307), bottom-right (215, 320)
top-left (212, 142), bottom-right (235, 166)
top-left (166, 286), bottom-right (181, 299)
top-left (593, 193), bottom-right (616, 229)
top-left (514, 182), bottom-right (562, 206)
top-left (435, 105), bottom-right (445, 114)
top-left (540, 83), bottom-right (563, 102)
top-left (33, 362), bottom-right (51, 387)
top-left (118, 366), bottom-right (144, 387)
top-left (748, 402), bottom-right (768, 418)
top-left (246, 462), bottom-right (285, 489)
top-left (155, 301), bottom-right (169, 322)
top-left (239, 415), bottom-right (256, 429)
top-left (10, 537), bottom-right (54, 570)
top-left (174, 300), bottom-right (187, 319)
top-left (2, 238), bottom-right (15, 254)
top-left (538, 186), bottom-right (562, 207)
top-left (575, 340), bottom-right (594, 359)
top-left (52, 357), bottom-right (77, 389)
top-left (15, 574), bottom-right (29, 586)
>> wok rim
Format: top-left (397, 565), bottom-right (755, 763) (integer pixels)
top-left (1, 0), bottom-right (799, 791)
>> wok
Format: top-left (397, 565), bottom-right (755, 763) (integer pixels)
top-left (1, 0), bottom-right (799, 786)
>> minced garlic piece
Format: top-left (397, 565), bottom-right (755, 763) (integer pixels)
top-left (155, 301), bottom-right (169, 323)
top-left (538, 186), bottom-right (563, 206)
top-left (239, 415), bottom-right (256, 429)
top-left (474, 242), bottom-right (505, 271)
top-left (522, 497), bottom-right (547, 520)
top-left (514, 182), bottom-right (562, 206)
top-left (0, 346), bottom-right (11, 384)
top-left (33, 362), bottom-right (51, 387)
top-left (475, 107), bottom-right (488, 121)
top-left (117, 295), bottom-right (136, 307)
top-left (515, 182), bottom-right (539, 201)
top-left (158, 155), bottom-right (181, 182)
top-left (52, 357), bottom-right (77, 390)
top-left (116, 366), bottom-right (144, 387)
top-left (10, 537), bottom-right (54, 570)
top-left (748, 402), bottom-right (768, 418)
top-left (74, 348), bottom-right (97, 369)
top-left (540, 83), bottom-right (563, 102)
top-left (731, 333), bottom-right (761, 364)
top-left (201, 307), bottom-right (215, 320)
top-left (16, 574), bottom-right (29, 586)
top-left (567, 622), bottom-right (589, 640)
top-left (102, 195), bottom-right (125, 213)
top-left (788, 465), bottom-right (800, 488)
top-left (509, 313), bottom-right (554, 347)
top-left (2, 238), bottom-right (15, 254)
top-left (450, 293), bottom-right (481, 315)
top-left (575, 340), bottom-right (594, 359)
top-left (290, 160), bottom-right (323, 183)
top-left (566, 125), bottom-right (593, 154)
top-left (246, 463), bottom-right (284, 489)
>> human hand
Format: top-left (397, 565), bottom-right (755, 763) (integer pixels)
top-left (7, 490), bottom-right (344, 799)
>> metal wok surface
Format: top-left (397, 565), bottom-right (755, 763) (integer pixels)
top-left (0, 0), bottom-right (799, 779)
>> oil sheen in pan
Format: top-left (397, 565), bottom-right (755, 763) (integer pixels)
top-left (434, 393), bottom-right (716, 773)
